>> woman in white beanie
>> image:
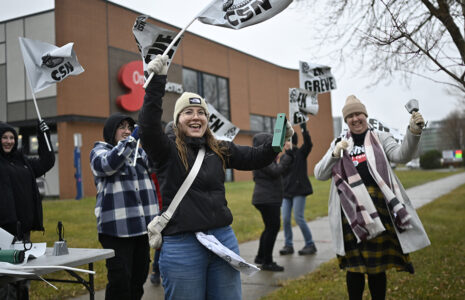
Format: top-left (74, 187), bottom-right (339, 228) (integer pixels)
top-left (314, 95), bottom-right (430, 300)
top-left (138, 55), bottom-right (294, 300)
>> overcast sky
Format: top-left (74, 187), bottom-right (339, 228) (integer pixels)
top-left (1, 0), bottom-right (459, 131)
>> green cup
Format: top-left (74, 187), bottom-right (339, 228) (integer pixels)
top-left (0, 249), bottom-right (25, 264)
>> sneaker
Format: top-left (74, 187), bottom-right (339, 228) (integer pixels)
top-left (298, 244), bottom-right (317, 255)
top-left (261, 262), bottom-right (284, 272)
top-left (279, 245), bottom-right (294, 255)
top-left (150, 272), bottom-right (161, 286)
top-left (254, 256), bottom-right (264, 265)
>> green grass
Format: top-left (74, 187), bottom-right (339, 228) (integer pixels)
top-left (261, 182), bottom-right (465, 300)
top-left (28, 169), bottom-right (463, 299)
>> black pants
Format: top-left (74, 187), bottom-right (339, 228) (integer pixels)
top-left (346, 271), bottom-right (387, 300)
top-left (254, 204), bottom-right (281, 264)
top-left (98, 234), bottom-right (150, 300)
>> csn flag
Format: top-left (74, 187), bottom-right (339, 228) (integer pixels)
top-left (133, 15), bottom-right (182, 79)
top-left (18, 37), bottom-right (84, 93)
top-left (299, 61), bottom-right (337, 94)
top-left (289, 88), bottom-right (318, 126)
top-left (207, 103), bottom-right (240, 141)
top-left (198, 0), bottom-right (292, 30)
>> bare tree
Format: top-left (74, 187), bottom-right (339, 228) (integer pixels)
top-left (295, 0), bottom-right (465, 92)
top-left (440, 110), bottom-right (465, 149)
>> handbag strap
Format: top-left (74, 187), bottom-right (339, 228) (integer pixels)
top-left (161, 146), bottom-right (205, 222)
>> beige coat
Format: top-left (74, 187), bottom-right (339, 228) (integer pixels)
top-left (314, 128), bottom-right (430, 256)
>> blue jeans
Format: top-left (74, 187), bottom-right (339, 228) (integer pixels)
top-left (282, 196), bottom-right (314, 247)
top-left (159, 226), bottom-right (241, 300)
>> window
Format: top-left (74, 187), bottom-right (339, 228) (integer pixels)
top-left (183, 68), bottom-right (233, 181)
top-left (182, 68), bottom-right (230, 119)
top-left (250, 114), bottom-right (275, 133)
top-left (29, 133), bottom-right (58, 154)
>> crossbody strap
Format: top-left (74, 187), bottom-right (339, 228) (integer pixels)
top-left (161, 146), bottom-right (205, 222)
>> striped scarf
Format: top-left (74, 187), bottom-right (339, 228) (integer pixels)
top-left (332, 129), bottom-right (412, 242)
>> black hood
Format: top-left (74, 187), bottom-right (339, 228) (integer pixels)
top-left (164, 121), bottom-right (175, 138)
top-left (0, 122), bottom-right (19, 157)
top-left (103, 113), bottom-right (135, 146)
top-left (253, 132), bottom-right (272, 147)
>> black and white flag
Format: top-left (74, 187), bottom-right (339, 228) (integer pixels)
top-left (133, 15), bottom-right (182, 79)
top-left (289, 88), bottom-right (318, 126)
top-left (18, 37), bottom-right (84, 93)
top-left (198, 0), bottom-right (292, 30)
top-left (207, 103), bottom-right (240, 141)
top-left (299, 61), bottom-right (337, 94)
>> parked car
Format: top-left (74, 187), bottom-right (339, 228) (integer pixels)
top-left (406, 158), bottom-right (420, 169)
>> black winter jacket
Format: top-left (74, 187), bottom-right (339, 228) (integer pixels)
top-left (139, 75), bottom-right (278, 236)
top-left (0, 122), bottom-right (55, 237)
top-left (252, 133), bottom-right (294, 206)
top-left (282, 128), bottom-right (314, 198)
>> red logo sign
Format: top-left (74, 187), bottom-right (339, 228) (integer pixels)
top-left (117, 61), bottom-right (145, 112)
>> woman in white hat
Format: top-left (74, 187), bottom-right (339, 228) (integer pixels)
top-left (138, 54), bottom-right (294, 300)
top-left (314, 95), bottom-right (430, 300)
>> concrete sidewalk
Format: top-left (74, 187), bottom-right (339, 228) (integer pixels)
top-left (72, 171), bottom-right (465, 300)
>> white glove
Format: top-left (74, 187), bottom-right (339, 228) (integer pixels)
top-left (147, 54), bottom-right (169, 76)
top-left (409, 111), bottom-right (425, 135)
top-left (333, 140), bottom-right (348, 158)
top-left (284, 120), bottom-right (294, 142)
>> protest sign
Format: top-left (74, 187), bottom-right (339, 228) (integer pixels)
top-left (207, 103), bottom-right (240, 141)
top-left (289, 88), bottom-right (318, 126)
top-left (299, 61), bottom-right (337, 94)
top-left (133, 15), bottom-right (182, 79)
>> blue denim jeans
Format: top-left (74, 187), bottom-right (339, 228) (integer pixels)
top-left (159, 226), bottom-right (241, 300)
top-left (282, 196), bottom-right (314, 247)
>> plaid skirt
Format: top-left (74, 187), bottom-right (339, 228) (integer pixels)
top-left (337, 186), bottom-right (414, 274)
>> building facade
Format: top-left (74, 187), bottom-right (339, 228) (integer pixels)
top-left (0, 0), bottom-right (334, 199)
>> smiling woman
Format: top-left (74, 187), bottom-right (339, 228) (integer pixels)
top-left (1, 131), bottom-right (15, 153)
top-left (138, 54), bottom-right (295, 300)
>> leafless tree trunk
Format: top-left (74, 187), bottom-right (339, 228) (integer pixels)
top-left (440, 110), bottom-right (465, 149)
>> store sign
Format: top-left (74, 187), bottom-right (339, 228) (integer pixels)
top-left (117, 61), bottom-right (183, 112)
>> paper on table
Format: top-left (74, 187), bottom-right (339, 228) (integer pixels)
top-left (195, 232), bottom-right (260, 276)
top-left (0, 228), bottom-right (15, 250)
top-left (12, 242), bottom-right (47, 264)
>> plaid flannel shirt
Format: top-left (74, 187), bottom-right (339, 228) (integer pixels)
top-left (90, 137), bottom-right (159, 237)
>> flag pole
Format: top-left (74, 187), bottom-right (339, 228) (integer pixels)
top-left (25, 74), bottom-right (52, 152)
top-left (143, 0), bottom-right (216, 89)
top-left (132, 139), bottom-right (140, 167)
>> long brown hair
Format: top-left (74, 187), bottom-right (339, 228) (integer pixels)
top-left (174, 126), bottom-right (229, 171)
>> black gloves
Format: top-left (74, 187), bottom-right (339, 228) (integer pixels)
top-left (300, 122), bottom-right (307, 132)
top-left (38, 120), bottom-right (50, 133)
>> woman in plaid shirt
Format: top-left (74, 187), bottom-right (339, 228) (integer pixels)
top-left (90, 113), bottom-right (159, 300)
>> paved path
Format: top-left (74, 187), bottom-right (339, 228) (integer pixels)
top-left (71, 171), bottom-right (465, 300)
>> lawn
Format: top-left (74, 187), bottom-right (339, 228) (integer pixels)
top-left (261, 182), bottom-right (465, 300)
top-left (28, 169), bottom-right (463, 299)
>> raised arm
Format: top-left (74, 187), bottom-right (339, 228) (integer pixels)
top-left (27, 121), bottom-right (55, 177)
top-left (299, 123), bottom-right (313, 157)
top-left (260, 151), bottom-right (294, 178)
top-left (90, 138), bottom-right (138, 177)
top-left (138, 56), bottom-right (173, 164)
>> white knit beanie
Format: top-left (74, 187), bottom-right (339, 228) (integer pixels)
top-left (173, 92), bottom-right (209, 125)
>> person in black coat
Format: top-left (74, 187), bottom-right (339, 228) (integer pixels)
top-left (252, 133), bottom-right (294, 271)
top-left (0, 120), bottom-right (55, 299)
top-left (279, 122), bottom-right (317, 256)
